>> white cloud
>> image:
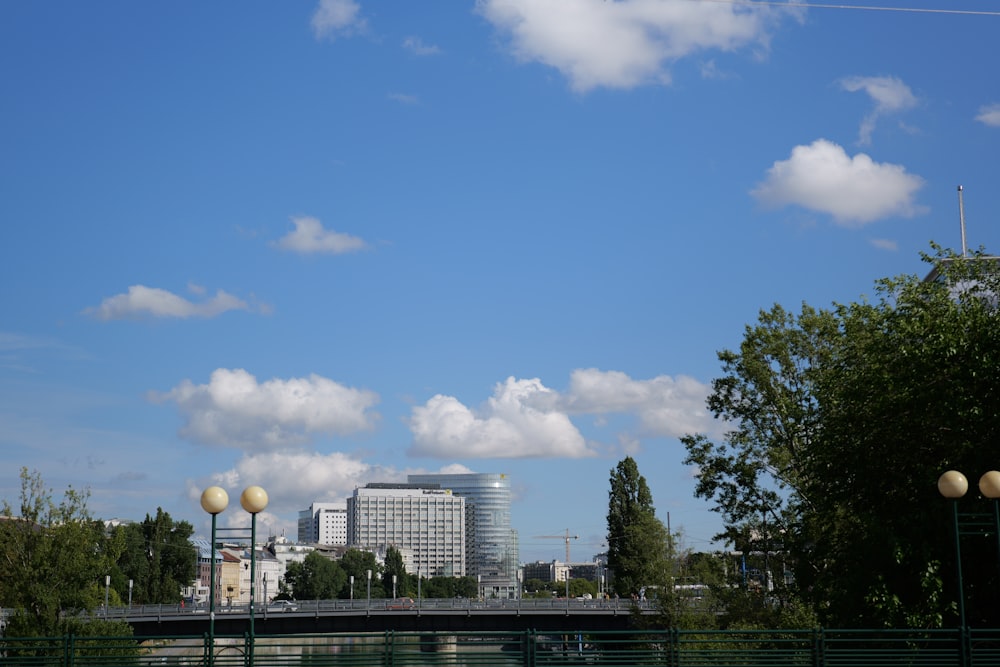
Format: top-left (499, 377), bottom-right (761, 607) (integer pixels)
top-left (976, 103), bottom-right (1000, 127)
top-left (409, 377), bottom-right (595, 459)
top-left (839, 76), bottom-right (918, 145)
top-left (403, 36), bottom-right (441, 56)
top-left (388, 92), bottom-right (420, 105)
top-left (84, 285), bottom-right (258, 321)
top-left (477, 0), bottom-right (788, 92)
top-left (408, 370), bottom-right (719, 459)
top-left (274, 216), bottom-right (367, 255)
top-left (870, 238), bottom-right (898, 251)
top-left (312, 0), bottom-right (366, 40)
top-left (152, 368), bottom-right (380, 450)
top-left (560, 368), bottom-right (713, 438)
top-left (751, 139), bottom-right (926, 226)
top-left (187, 450), bottom-right (396, 523)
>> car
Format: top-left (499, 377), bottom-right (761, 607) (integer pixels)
top-left (386, 597), bottom-right (415, 610)
top-left (267, 600), bottom-right (298, 612)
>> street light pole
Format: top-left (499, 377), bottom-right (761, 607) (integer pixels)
top-left (938, 470), bottom-right (968, 632)
top-left (240, 486), bottom-right (268, 667)
top-left (366, 569), bottom-right (372, 609)
top-left (350, 575), bottom-right (354, 601)
top-left (200, 487), bottom-right (229, 667)
top-left (393, 574), bottom-right (397, 599)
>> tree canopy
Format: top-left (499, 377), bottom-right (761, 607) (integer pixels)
top-left (683, 248), bottom-right (1000, 628)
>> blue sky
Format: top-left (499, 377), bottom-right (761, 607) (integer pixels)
top-left (2, 0), bottom-right (1000, 563)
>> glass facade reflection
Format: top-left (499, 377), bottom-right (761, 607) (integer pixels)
top-left (408, 472), bottom-right (519, 598)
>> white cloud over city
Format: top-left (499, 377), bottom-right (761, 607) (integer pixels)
top-left (84, 285), bottom-right (261, 321)
top-left (407, 369), bottom-right (717, 459)
top-left (751, 139), bottom-right (927, 225)
top-left (274, 216), bottom-right (368, 255)
top-left (151, 368), bottom-right (380, 450)
top-left (976, 103), bottom-right (1000, 127)
top-left (476, 0), bottom-right (790, 92)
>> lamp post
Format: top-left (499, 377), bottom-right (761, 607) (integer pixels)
top-left (240, 486), bottom-right (268, 667)
top-left (392, 574), bottom-right (397, 599)
top-left (350, 575), bottom-right (354, 601)
top-left (938, 471), bottom-right (969, 632)
top-left (366, 569), bottom-right (372, 609)
top-left (200, 487), bottom-right (229, 667)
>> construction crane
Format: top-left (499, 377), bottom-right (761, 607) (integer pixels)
top-left (534, 529), bottom-right (579, 562)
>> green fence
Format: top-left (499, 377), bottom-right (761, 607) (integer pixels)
top-left (3, 628), bottom-right (1000, 667)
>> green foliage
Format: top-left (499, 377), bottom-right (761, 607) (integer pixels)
top-left (284, 551), bottom-right (346, 600)
top-left (338, 548), bottom-right (383, 599)
top-left (382, 545), bottom-right (413, 597)
top-left (0, 468), bottom-right (130, 637)
top-left (682, 248), bottom-right (1000, 628)
top-left (419, 575), bottom-right (478, 599)
top-left (110, 508), bottom-right (196, 605)
top-left (607, 457), bottom-right (673, 597)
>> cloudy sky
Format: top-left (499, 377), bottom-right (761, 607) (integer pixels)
top-left (2, 0), bottom-right (999, 562)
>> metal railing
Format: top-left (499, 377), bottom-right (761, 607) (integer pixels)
top-left (3, 628), bottom-right (1000, 667)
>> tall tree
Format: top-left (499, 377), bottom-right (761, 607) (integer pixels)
top-left (607, 456), bottom-right (672, 598)
top-left (683, 249), bottom-right (1000, 628)
top-left (337, 548), bottom-right (383, 599)
top-left (382, 545), bottom-right (411, 597)
top-left (111, 508), bottom-right (196, 605)
top-left (0, 468), bottom-right (125, 636)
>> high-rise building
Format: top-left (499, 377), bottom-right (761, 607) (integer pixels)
top-left (347, 483), bottom-right (466, 577)
top-left (297, 501), bottom-right (347, 545)
top-left (407, 472), bottom-right (519, 598)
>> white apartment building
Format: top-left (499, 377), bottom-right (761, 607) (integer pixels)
top-left (297, 501), bottom-right (348, 545)
top-left (347, 483), bottom-right (466, 578)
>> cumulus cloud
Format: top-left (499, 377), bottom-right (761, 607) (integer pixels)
top-left (409, 377), bottom-right (595, 459)
top-left (976, 103), bottom-right (1000, 127)
top-left (559, 368), bottom-right (713, 438)
top-left (751, 139), bottom-right (927, 225)
top-left (839, 75), bottom-right (918, 145)
top-left (477, 0), bottom-right (789, 92)
top-left (274, 216), bottom-right (367, 255)
top-left (152, 368), bottom-right (380, 450)
top-left (84, 285), bottom-right (260, 321)
top-left (403, 36), bottom-right (441, 56)
top-left (187, 450), bottom-right (395, 522)
top-left (312, 0), bottom-right (366, 40)
top-left (408, 370), bottom-right (719, 459)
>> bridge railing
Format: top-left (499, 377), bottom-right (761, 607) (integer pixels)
top-left (3, 628), bottom-right (1000, 667)
top-left (88, 596), bottom-right (649, 621)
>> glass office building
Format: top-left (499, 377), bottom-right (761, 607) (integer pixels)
top-left (407, 472), bottom-right (520, 598)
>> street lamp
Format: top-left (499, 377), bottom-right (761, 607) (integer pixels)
top-left (200, 486), bottom-right (229, 667)
top-left (938, 470), bottom-right (1000, 632)
top-left (366, 569), bottom-right (372, 608)
top-left (240, 485), bottom-right (268, 667)
top-left (392, 574), bottom-right (397, 599)
top-left (350, 575), bottom-right (354, 601)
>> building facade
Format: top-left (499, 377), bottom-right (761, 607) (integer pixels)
top-left (347, 483), bottom-right (466, 577)
top-left (297, 501), bottom-right (348, 545)
top-left (407, 472), bottom-right (520, 598)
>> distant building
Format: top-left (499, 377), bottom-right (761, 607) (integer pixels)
top-left (408, 472), bottom-right (520, 598)
top-left (347, 483), bottom-right (466, 577)
top-left (297, 501), bottom-right (348, 545)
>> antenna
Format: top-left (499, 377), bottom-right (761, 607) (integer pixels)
top-left (958, 185), bottom-right (968, 258)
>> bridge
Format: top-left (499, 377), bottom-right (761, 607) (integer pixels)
top-left (112, 598), bottom-right (655, 636)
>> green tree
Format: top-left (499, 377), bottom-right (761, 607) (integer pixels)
top-left (111, 508), bottom-right (196, 605)
top-left (0, 468), bottom-right (129, 636)
top-left (607, 456), bottom-right (672, 598)
top-left (284, 551), bottom-right (345, 600)
top-left (382, 545), bottom-right (412, 597)
top-left (683, 248), bottom-right (1000, 628)
top-left (338, 548), bottom-right (383, 599)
